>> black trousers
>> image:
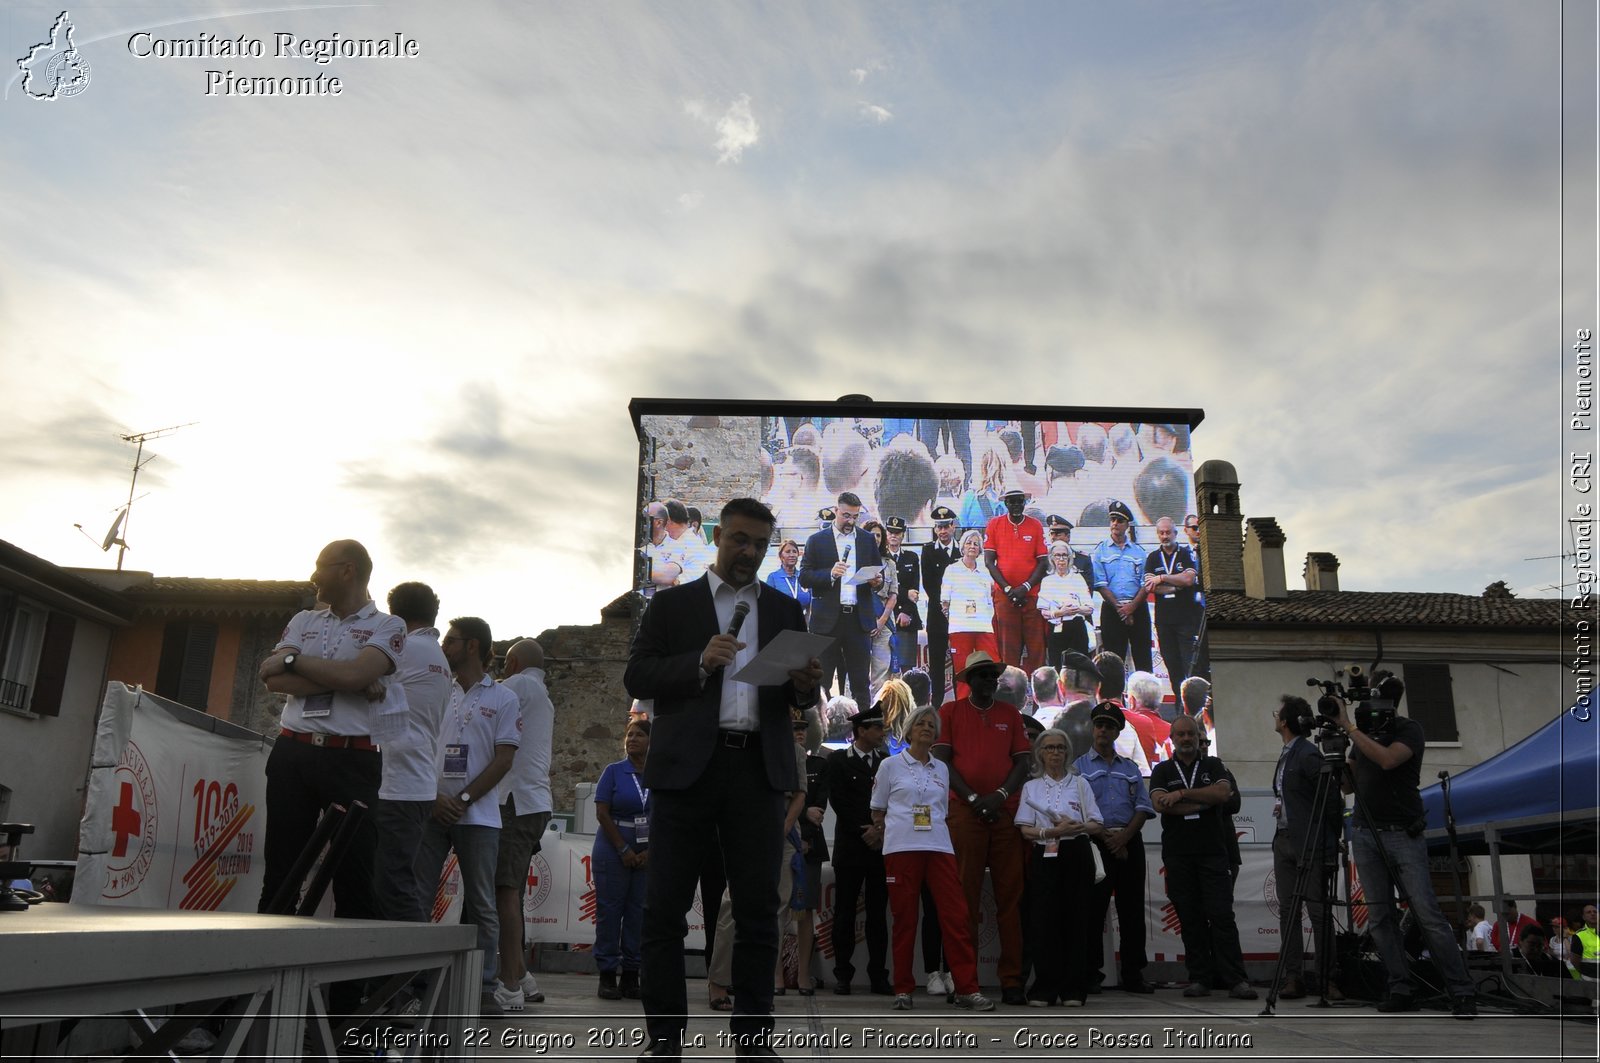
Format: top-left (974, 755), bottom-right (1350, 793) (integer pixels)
top-left (1046, 619), bottom-right (1090, 670)
top-left (830, 856), bottom-right (889, 987)
top-left (1088, 834), bottom-right (1147, 984)
top-left (820, 616), bottom-right (872, 705)
top-left (1154, 618), bottom-right (1199, 699)
top-left (641, 742), bottom-right (784, 1047)
top-left (1027, 838), bottom-right (1097, 1003)
top-left (1099, 600), bottom-right (1153, 673)
top-left (259, 739), bottom-right (380, 919)
top-left (1164, 848), bottom-right (1247, 988)
top-left (926, 610), bottom-right (951, 705)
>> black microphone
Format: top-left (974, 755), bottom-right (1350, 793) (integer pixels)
top-left (837, 543), bottom-right (852, 584)
top-left (728, 601), bottom-right (750, 639)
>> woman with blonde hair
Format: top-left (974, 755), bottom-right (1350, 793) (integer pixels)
top-left (876, 678), bottom-right (915, 755)
top-left (956, 438), bottom-right (1009, 529)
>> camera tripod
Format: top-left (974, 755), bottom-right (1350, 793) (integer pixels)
top-left (1260, 741), bottom-right (1345, 1015)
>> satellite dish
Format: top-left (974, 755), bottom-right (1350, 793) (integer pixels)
top-left (101, 508), bottom-right (127, 552)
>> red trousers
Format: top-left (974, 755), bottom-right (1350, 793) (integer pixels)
top-left (946, 799), bottom-right (1028, 988)
top-left (947, 631), bottom-right (999, 701)
top-left (884, 850), bottom-right (979, 995)
top-left (990, 588), bottom-right (1047, 673)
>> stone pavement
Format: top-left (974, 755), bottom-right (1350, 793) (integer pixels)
top-left (395, 972), bottom-right (1597, 1062)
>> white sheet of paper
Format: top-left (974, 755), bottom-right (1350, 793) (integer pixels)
top-left (846, 564), bottom-right (883, 587)
top-left (727, 629), bottom-right (834, 686)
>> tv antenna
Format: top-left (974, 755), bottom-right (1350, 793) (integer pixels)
top-left (101, 422), bottom-right (197, 571)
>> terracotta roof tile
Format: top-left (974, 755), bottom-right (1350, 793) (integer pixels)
top-left (1204, 589), bottom-right (1573, 629)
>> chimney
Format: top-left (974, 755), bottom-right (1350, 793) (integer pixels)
top-left (1194, 459), bottom-right (1244, 593)
top-left (1304, 552), bottom-right (1340, 592)
top-left (1243, 517), bottom-right (1288, 600)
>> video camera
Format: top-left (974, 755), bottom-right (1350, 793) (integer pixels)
top-left (1305, 665), bottom-right (1403, 752)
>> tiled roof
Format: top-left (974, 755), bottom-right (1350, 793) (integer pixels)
top-left (1205, 589), bottom-right (1573, 629)
top-left (138, 577), bottom-right (313, 596)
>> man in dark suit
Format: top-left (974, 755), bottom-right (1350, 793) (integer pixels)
top-left (919, 506), bottom-right (961, 704)
top-left (625, 497), bottom-right (823, 1062)
top-left (800, 492), bottom-right (880, 705)
top-left (825, 704), bottom-right (891, 995)
top-left (884, 516), bottom-right (922, 673)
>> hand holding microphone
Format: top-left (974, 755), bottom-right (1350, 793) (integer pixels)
top-left (701, 600), bottom-right (750, 675)
top-left (831, 542), bottom-right (852, 582)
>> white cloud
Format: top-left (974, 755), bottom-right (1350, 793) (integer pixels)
top-left (858, 102), bottom-right (894, 123)
top-left (684, 94), bottom-right (761, 164)
top-left (714, 95), bottom-right (760, 163)
top-left (675, 191), bottom-right (704, 212)
top-left (851, 67), bottom-right (869, 85)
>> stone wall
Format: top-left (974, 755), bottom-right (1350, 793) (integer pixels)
top-left (640, 414), bottom-right (766, 518)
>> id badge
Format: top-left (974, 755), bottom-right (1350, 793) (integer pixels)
top-left (632, 814), bottom-right (649, 844)
top-left (1044, 838), bottom-right (1060, 858)
top-left (964, 599), bottom-right (977, 617)
top-left (301, 693), bottom-right (333, 719)
top-left (443, 744), bottom-right (469, 780)
top-left (1184, 812), bottom-right (1200, 820)
top-left (911, 804), bottom-right (933, 831)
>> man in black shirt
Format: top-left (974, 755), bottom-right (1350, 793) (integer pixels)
top-left (1149, 714), bottom-right (1255, 1000)
top-left (1340, 678), bottom-right (1476, 1018)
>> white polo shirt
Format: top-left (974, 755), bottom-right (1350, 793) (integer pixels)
top-left (276, 601), bottom-right (406, 736)
top-left (435, 674), bottom-right (522, 829)
top-left (377, 627), bottom-right (455, 802)
top-left (499, 668), bottom-right (555, 815)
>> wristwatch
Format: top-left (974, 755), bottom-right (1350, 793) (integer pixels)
top-left (458, 790), bottom-right (473, 805)
top-left (282, 653), bottom-right (297, 674)
top-left (966, 793), bottom-right (979, 805)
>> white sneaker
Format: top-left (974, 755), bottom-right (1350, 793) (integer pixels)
top-left (925, 971), bottom-right (947, 996)
top-left (492, 983), bottom-right (525, 1012)
top-left (519, 972), bottom-right (545, 1003)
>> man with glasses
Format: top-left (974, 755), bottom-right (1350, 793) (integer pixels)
top-left (825, 704), bottom-right (892, 995)
top-left (1073, 701), bottom-right (1157, 994)
top-left (1091, 501), bottom-right (1153, 672)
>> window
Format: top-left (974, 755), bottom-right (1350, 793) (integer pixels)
top-left (1401, 661), bottom-right (1458, 743)
top-left (155, 620), bottom-right (218, 709)
top-left (0, 593), bottom-right (75, 717)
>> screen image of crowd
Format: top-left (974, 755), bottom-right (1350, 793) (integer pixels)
top-left (637, 413), bottom-right (1211, 765)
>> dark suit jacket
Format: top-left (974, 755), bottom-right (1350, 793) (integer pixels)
top-left (888, 550), bottom-right (922, 631)
top-left (799, 527), bottom-right (881, 634)
top-left (1278, 738), bottom-right (1342, 859)
top-left (826, 745), bottom-right (885, 869)
top-left (920, 539), bottom-right (961, 623)
top-left (624, 575), bottom-right (804, 793)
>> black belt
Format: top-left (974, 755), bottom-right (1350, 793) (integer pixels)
top-left (840, 604), bottom-right (854, 613)
top-left (718, 729), bottom-right (759, 749)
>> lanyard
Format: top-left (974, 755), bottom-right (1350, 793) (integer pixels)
top-left (629, 769), bottom-right (649, 808)
top-left (453, 681), bottom-right (485, 745)
top-left (1174, 756), bottom-right (1202, 792)
top-left (780, 571), bottom-right (799, 598)
top-left (902, 750), bottom-right (937, 804)
top-left (316, 608), bottom-right (365, 660)
top-left (1156, 549), bottom-right (1182, 576)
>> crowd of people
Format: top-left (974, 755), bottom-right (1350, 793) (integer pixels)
top-left (258, 506), bottom-right (1591, 1059)
top-left (642, 415), bottom-right (1211, 720)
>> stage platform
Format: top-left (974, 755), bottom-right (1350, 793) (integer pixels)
top-left (0, 903), bottom-right (478, 1059)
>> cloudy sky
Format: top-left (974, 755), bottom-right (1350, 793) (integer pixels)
top-left (0, 1), bottom-right (1579, 640)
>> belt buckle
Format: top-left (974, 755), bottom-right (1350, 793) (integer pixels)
top-left (310, 733), bottom-right (329, 747)
top-left (723, 731), bottom-right (749, 749)
top-left (840, 604), bottom-right (854, 613)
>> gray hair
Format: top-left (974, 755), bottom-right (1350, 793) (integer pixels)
top-left (903, 704), bottom-right (941, 744)
top-left (1030, 727), bottom-right (1076, 778)
top-left (1126, 670), bottom-right (1164, 711)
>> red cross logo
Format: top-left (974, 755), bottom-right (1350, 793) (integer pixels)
top-left (111, 781), bottom-right (141, 858)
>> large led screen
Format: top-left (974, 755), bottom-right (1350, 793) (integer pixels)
top-left (631, 400), bottom-right (1208, 771)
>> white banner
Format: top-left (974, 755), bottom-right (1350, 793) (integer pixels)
top-left (75, 684), bottom-right (270, 911)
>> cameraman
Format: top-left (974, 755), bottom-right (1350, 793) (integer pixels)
top-left (1338, 674), bottom-right (1476, 1019)
top-left (1272, 696), bottom-right (1344, 1000)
